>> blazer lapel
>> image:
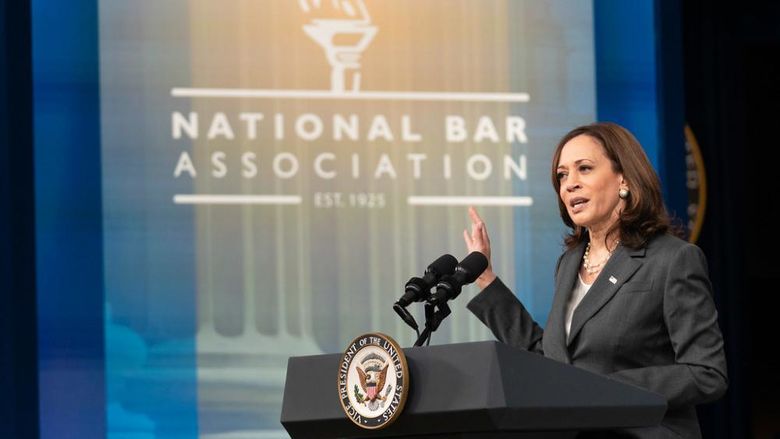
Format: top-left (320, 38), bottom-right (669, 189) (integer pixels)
top-left (566, 244), bottom-right (645, 347)
top-left (545, 242), bottom-right (586, 363)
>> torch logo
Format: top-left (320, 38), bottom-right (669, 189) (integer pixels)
top-left (298, 0), bottom-right (378, 92)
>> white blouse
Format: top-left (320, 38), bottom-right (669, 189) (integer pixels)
top-left (564, 274), bottom-right (593, 338)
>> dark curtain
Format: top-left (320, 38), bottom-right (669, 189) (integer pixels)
top-left (0, 0), bottom-right (39, 437)
top-left (683, 1), bottom-right (780, 438)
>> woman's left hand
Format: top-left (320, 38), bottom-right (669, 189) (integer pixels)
top-left (463, 206), bottom-right (496, 290)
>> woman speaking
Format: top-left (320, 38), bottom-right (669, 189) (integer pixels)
top-left (464, 122), bottom-right (727, 438)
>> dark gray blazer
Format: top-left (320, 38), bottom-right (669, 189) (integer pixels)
top-left (467, 233), bottom-right (728, 439)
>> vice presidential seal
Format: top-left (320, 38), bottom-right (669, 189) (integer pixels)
top-left (337, 333), bottom-right (409, 429)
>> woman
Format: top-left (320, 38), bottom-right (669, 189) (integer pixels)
top-left (464, 122), bottom-right (727, 438)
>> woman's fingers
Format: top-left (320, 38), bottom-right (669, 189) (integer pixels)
top-left (463, 228), bottom-right (473, 248)
top-left (469, 207), bottom-right (488, 240)
top-left (463, 206), bottom-right (489, 256)
top-left (469, 207), bottom-right (485, 241)
top-left (480, 220), bottom-right (490, 246)
top-left (468, 206), bottom-right (483, 226)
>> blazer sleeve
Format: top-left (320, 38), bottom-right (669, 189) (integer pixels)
top-left (466, 277), bottom-right (544, 354)
top-left (608, 243), bottom-right (728, 409)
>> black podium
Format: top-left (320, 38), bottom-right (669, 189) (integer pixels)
top-left (281, 341), bottom-right (666, 438)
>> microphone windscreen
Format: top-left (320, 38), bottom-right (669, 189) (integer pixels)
top-left (456, 252), bottom-right (488, 284)
top-left (428, 254), bottom-right (458, 276)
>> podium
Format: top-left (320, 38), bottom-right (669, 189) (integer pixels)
top-left (281, 341), bottom-right (666, 438)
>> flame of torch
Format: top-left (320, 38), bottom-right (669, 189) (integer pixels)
top-left (299, 0), bottom-right (377, 92)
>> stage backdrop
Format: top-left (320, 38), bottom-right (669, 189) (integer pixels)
top-left (35, 1), bottom-right (667, 438)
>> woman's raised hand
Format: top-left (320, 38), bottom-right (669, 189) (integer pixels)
top-left (462, 206), bottom-right (497, 290)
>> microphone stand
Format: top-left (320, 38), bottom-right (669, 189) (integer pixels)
top-left (413, 302), bottom-right (451, 347)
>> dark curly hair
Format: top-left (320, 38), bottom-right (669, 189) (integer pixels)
top-left (551, 122), bottom-right (671, 250)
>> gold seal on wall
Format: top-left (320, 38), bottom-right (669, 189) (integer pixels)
top-left (337, 333), bottom-right (409, 429)
top-left (684, 124), bottom-right (707, 244)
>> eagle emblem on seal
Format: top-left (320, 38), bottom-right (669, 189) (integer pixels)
top-left (353, 352), bottom-right (393, 411)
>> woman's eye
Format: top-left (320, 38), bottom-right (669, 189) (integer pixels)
top-left (579, 165), bottom-right (591, 172)
top-left (556, 172), bottom-right (566, 180)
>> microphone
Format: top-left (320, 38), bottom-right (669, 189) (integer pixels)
top-left (394, 254), bottom-right (458, 330)
top-left (396, 254), bottom-right (458, 307)
top-left (427, 252), bottom-right (488, 306)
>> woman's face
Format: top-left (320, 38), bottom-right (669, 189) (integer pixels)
top-left (556, 134), bottom-right (625, 232)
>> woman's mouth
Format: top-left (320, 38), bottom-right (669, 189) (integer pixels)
top-left (569, 197), bottom-right (589, 214)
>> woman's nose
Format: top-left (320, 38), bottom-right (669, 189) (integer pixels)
top-left (566, 177), bottom-right (580, 191)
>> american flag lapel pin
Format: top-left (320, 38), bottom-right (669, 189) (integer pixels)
top-left (609, 276), bottom-right (617, 284)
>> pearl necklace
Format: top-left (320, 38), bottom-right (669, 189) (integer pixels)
top-left (582, 241), bottom-right (619, 275)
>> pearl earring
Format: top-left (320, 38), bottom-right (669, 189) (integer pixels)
top-left (619, 188), bottom-right (629, 199)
